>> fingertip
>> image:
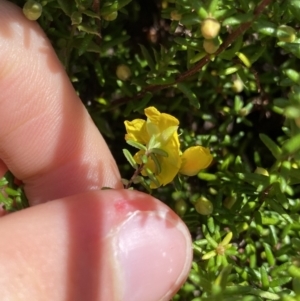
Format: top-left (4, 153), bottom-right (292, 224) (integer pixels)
top-left (0, 189), bottom-right (192, 301)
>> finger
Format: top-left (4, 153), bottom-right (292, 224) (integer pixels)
top-left (0, 159), bottom-right (7, 177)
top-left (0, 189), bottom-right (192, 301)
top-left (0, 0), bottom-right (122, 206)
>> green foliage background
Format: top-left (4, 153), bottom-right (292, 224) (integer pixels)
top-left (2, 0), bottom-right (300, 300)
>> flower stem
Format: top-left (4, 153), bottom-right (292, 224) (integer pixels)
top-left (125, 162), bottom-right (145, 189)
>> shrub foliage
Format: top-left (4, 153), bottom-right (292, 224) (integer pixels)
top-left (2, 0), bottom-right (300, 300)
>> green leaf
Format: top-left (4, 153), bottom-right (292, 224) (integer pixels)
top-left (122, 149), bottom-right (138, 169)
top-left (145, 168), bottom-right (160, 187)
top-left (77, 24), bottom-right (100, 36)
top-left (133, 92), bottom-right (153, 112)
top-left (278, 41), bottom-right (300, 59)
top-left (82, 10), bottom-right (100, 19)
top-left (149, 148), bottom-right (169, 157)
top-left (100, 35), bottom-right (130, 52)
top-left (126, 140), bottom-right (147, 151)
top-left (149, 153), bottom-right (162, 174)
top-left (180, 12), bottom-right (201, 26)
top-left (177, 83), bottom-right (200, 108)
top-left (146, 77), bottom-right (175, 85)
top-left (173, 37), bottom-right (203, 51)
top-left (57, 0), bottom-right (73, 16)
top-left (139, 44), bottom-right (155, 71)
top-left (219, 36), bottom-right (243, 60)
top-left (282, 133), bottom-right (300, 155)
top-left (259, 134), bottom-right (282, 159)
top-left (252, 20), bottom-right (277, 37)
top-left (236, 172), bottom-right (270, 187)
top-left (222, 13), bottom-right (253, 26)
top-left (208, 0), bottom-right (219, 15)
top-left (289, 0), bottom-right (300, 21)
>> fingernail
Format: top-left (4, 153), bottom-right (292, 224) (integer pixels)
top-left (114, 210), bottom-right (192, 301)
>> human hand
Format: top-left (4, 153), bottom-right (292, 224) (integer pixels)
top-left (0, 1), bottom-right (192, 300)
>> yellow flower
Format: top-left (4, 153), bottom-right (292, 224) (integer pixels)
top-left (180, 146), bottom-right (213, 176)
top-left (125, 107), bottom-right (181, 188)
top-left (124, 106), bottom-right (213, 188)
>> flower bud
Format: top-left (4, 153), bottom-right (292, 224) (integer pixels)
top-left (23, 0), bottom-right (42, 21)
top-left (103, 11), bottom-right (118, 21)
top-left (175, 199), bottom-right (187, 216)
top-left (277, 25), bottom-right (296, 43)
top-left (201, 18), bottom-right (221, 39)
top-left (195, 196), bottom-right (213, 215)
top-left (116, 64), bottom-right (132, 81)
top-left (232, 78), bottom-right (244, 93)
top-left (203, 38), bottom-right (220, 54)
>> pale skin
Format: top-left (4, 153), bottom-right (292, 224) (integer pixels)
top-left (0, 1), bottom-right (192, 300)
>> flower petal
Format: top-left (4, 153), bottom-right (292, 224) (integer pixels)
top-left (180, 146), bottom-right (213, 176)
top-left (124, 119), bottom-right (148, 144)
top-left (145, 107), bottom-right (179, 131)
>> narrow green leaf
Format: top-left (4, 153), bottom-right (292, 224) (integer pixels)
top-left (77, 33), bottom-right (94, 56)
top-left (260, 266), bottom-right (269, 290)
top-left (150, 153), bottom-right (161, 174)
top-left (117, 0), bottom-right (132, 9)
top-left (278, 41), bottom-right (300, 59)
top-left (222, 13), bottom-right (253, 26)
top-left (139, 44), bottom-right (155, 71)
top-left (236, 172), bottom-right (270, 187)
top-left (145, 168), bottom-right (160, 187)
top-left (180, 12), bottom-right (201, 26)
top-left (208, 0), bottom-right (219, 14)
top-left (146, 77), bottom-right (175, 85)
top-left (77, 24), bottom-right (100, 36)
top-left (174, 37), bottom-right (203, 50)
top-left (139, 177), bottom-right (152, 193)
top-left (122, 149), bottom-right (138, 169)
top-left (177, 83), bottom-right (200, 108)
top-left (252, 20), bottom-right (277, 36)
top-left (100, 35), bottom-right (130, 52)
top-left (126, 140), bottom-right (147, 151)
top-left (57, 0), bottom-right (73, 16)
top-left (82, 10), bottom-right (100, 19)
top-left (133, 92), bottom-right (153, 112)
top-left (259, 134), bottom-right (282, 159)
top-left (215, 265), bottom-right (233, 290)
top-left (282, 133), bottom-right (300, 155)
top-left (269, 276), bottom-right (292, 287)
top-left (149, 148), bottom-right (169, 157)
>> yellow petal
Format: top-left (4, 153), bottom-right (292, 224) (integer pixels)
top-left (180, 146), bottom-right (213, 176)
top-left (145, 107), bottom-right (179, 130)
top-left (135, 146), bottom-right (181, 189)
top-left (124, 119), bottom-right (148, 144)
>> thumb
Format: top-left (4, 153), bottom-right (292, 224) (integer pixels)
top-left (0, 189), bottom-right (192, 301)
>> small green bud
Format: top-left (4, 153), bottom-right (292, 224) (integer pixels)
top-left (116, 64), bottom-right (132, 81)
top-left (103, 11), bottom-right (118, 21)
top-left (203, 38), bottom-right (220, 54)
top-left (195, 196), bottom-right (213, 215)
top-left (277, 25), bottom-right (296, 43)
top-left (232, 78), bottom-right (244, 93)
top-left (201, 18), bottom-right (221, 39)
top-left (175, 199), bottom-right (187, 216)
top-left (23, 0), bottom-right (42, 21)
